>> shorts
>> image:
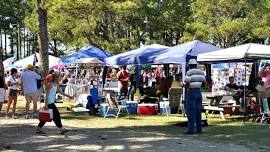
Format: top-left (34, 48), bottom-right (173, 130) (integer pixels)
top-left (25, 91), bottom-right (39, 103)
top-left (0, 88), bottom-right (5, 102)
top-left (9, 89), bottom-right (18, 97)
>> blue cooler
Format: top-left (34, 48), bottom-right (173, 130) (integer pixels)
top-left (99, 103), bottom-right (117, 117)
top-left (159, 102), bottom-right (171, 115)
top-left (126, 101), bottom-right (138, 114)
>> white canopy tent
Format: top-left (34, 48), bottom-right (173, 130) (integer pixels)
top-left (13, 53), bottom-right (60, 69)
top-left (70, 57), bottom-right (104, 85)
top-left (197, 43), bottom-right (270, 122)
top-left (197, 43), bottom-right (270, 62)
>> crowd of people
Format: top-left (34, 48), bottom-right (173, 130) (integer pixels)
top-left (0, 63), bottom-right (184, 118)
top-left (2, 60), bottom-right (270, 135)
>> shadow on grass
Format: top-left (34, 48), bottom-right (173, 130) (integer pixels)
top-left (0, 123), bottom-right (185, 152)
top-left (1, 119), bottom-right (269, 152)
top-left (165, 119), bottom-right (270, 151)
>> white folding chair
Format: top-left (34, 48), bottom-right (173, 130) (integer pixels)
top-left (104, 93), bottom-right (129, 118)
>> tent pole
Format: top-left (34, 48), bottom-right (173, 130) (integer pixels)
top-left (243, 57), bottom-right (247, 124)
top-left (75, 64), bottom-right (78, 85)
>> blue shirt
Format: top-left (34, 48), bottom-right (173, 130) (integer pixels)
top-left (21, 70), bottom-right (41, 94)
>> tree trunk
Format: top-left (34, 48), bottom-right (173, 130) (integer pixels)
top-left (16, 30), bottom-right (19, 60)
top-left (0, 29), bottom-right (2, 49)
top-left (10, 36), bottom-right (14, 57)
top-left (53, 38), bottom-right (57, 56)
top-left (36, 0), bottom-right (49, 77)
top-left (4, 30), bottom-right (7, 58)
top-left (0, 48), bottom-right (2, 62)
top-left (24, 28), bottom-right (26, 58)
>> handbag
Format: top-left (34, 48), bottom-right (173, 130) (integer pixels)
top-left (39, 108), bottom-right (53, 122)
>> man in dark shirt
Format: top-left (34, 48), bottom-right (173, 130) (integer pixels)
top-left (35, 66), bottom-right (43, 103)
top-left (225, 76), bottom-right (239, 91)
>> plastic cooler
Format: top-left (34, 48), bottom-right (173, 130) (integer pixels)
top-left (39, 109), bottom-right (53, 122)
top-left (159, 102), bottom-right (171, 115)
top-left (138, 103), bottom-right (158, 115)
top-left (126, 101), bottom-right (138, 114)
top-left (99, 103), bottom-right (118, 117)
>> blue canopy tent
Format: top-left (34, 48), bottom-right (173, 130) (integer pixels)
top-left (153, 40), bottom-right (221, 64)
top-left (60, 45), bottom-right (113, 65)
top-left (105, 44), bottom-right (168, 90)
top-left (105, 44), bottom-right (169, 65)
top-left (152, 40), bottom-right (221, 108)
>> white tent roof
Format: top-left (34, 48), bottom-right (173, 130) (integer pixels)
top-left (13, 53), bottom-right (60, 68)
top-left (197, 43), bottom-right (270, 62)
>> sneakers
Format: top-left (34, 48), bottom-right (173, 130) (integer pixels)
top-left (36, 128), bottom-right (45, 134)
top-left (60, 129), bottom-right (69, 135)
top-left (12, 115), bottom-right (17, 119)
top-left (185, 131), bottom-right (194, 135)
top-left (25, 114), bottom-right (29, 119)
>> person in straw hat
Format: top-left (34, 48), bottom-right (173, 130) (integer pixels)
top-left (184, 59), bottom-right (206, 134)
top-left (20, 64), bottom-right (42, 119)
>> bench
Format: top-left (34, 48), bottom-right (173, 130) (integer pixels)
top-left (203, 106), bottom-right (225, 120)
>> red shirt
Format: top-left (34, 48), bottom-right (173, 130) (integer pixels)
top-left (117, 70), bottom-right (128, 89)
top-left (45, 74), bottom-right (53, 86)
top-left (260, 67), bottom-right (270, 88)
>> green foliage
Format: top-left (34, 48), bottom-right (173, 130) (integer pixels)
top-left (0, 0), bottom-right (31, 30)
top-left (3, 0), bottom-right (268, 56)
top-left (187, 0), bottom-right (270, 47)
top-left (24, 0), bottom-right (192, 54)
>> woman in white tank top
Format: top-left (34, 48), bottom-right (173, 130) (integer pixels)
top-left (37, 72), bottom-right (74, 135)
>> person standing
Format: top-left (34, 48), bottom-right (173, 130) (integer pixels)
top-left (21, 64), bottom-right (41, 119)
top-left (0, 63), bottom-right (8, 111)
top-left (259, 64), bottom-right (270, 108)
top-left (184, 59), bottom-right (206, 134)
top-left (35, 66), bottom-right (44, 103)
top-left (6, 68), bottom-right (18, 118)
top-left (117, 66), bottom-right (129, 97)
top-left (37, 72), bottom-right (73, 134)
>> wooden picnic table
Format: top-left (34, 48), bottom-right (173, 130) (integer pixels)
top-left (203, 92), bottom-right (258, 120)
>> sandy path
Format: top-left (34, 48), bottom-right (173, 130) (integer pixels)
top-left (0, 116), bottom-right (253, 152)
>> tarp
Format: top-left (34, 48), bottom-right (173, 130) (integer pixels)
top-left (60, 45), bottom-right (112, 65)
top-left (105, 44), bottom-right (169, 65)
top-left (13, 53), bottom-right (60, 69)
top-left (153, 40), bottom-right (221, 64)
top-left (197, 43), bottom-right (270, 62)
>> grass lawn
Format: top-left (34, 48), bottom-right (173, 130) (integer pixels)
top-left (60, 101), bottom-right (270, 151)
top-left (2, 96), bottom-right (270, 151)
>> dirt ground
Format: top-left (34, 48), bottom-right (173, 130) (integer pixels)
top-left (0, 112), bottom-right (254, 152)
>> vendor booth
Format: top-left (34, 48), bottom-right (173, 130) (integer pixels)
top-left (104, 41), bottom-right (221, 115)
top-left (197, 43), bottom-right (270, 120)
top-left (60, 45), bottom-right (112, 65)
